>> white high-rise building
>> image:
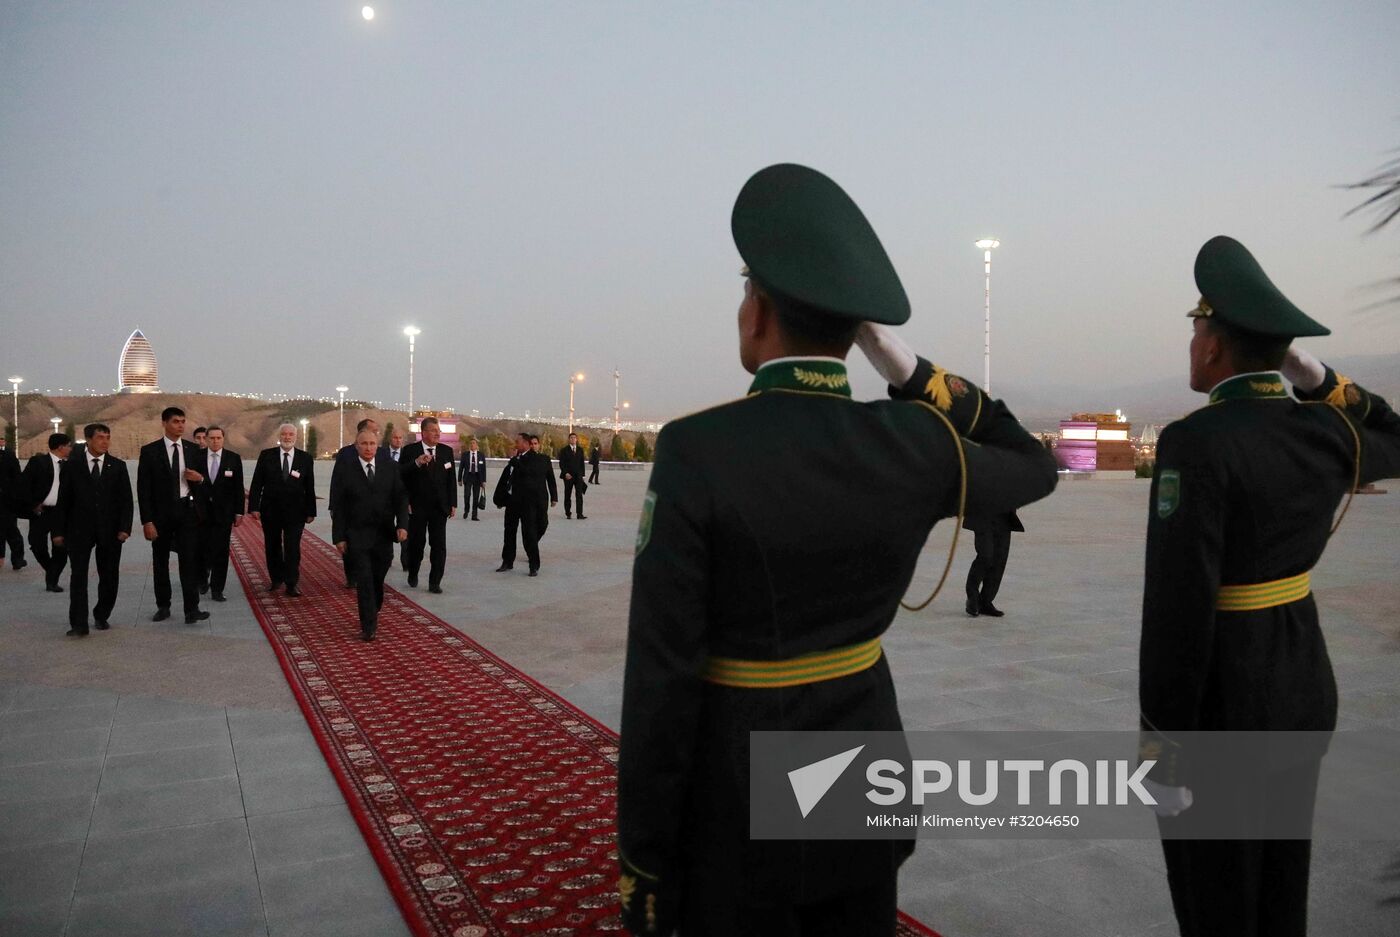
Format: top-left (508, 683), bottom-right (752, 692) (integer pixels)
top-left (118, 329), bottom-right (160, 393)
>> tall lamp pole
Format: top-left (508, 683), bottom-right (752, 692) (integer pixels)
top-left (299, 418), bottom-right (309, 451)
top-left (568, 372), bottom-right (585, 434)
top-left (403, 326), bottom-right (422, 415)
top-left (50, 416), bottom-right (61, 439)
top-left (613, 368), bottom-right (621, 432)
top-left (975, 238), bottom-right (1000, 393)
top-left (7, 376), bottom-right (21, 440)
top-left (335, 385), bottom-right (349, 452)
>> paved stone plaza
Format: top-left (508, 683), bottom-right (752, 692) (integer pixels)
top-left (1, 465), bottom-right (1396, 936)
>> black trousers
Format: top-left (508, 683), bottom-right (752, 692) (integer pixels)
top-left (67, 535), bottom-right (123, 628)
top-left (30, 510), bottom-right (68, 587)
top-left (680, 875), bottom-right (896, 936)
top-left (563, 479), bottom-right (584, 517)
top-left (465, 482), bottom-right (482, 519)
top-left (965, 526), bottom-right (1011, 606)
top-left (152, 502), bottom-right (202, 614)
top-left (520, 499), bottom-right (548, 569)
top-left (588, 464), bottom-right (599, 484)
top-left (203, 520), bottom-right (233, 594)
top-left (501, 505), bottom-right (520, 566)
top-left (406, 509), bottom-right (448, 586)
top-left (261, 513), bottom-right (305, 588)
top-left (347, 542), bottom-right (391, 636)
top-left (0, 510), bottom-right (24, 564)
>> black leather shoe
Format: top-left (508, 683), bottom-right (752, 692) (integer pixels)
top-left (565, 514), bottom-right (572, 520)
top-left (471, 516), bottom-right (479, 521)
top-left (94, 620), bottom-right (110, 631)
top-left (285, 586), bottom-right (302, 598)
top-left (428, 584), bottom-right (443, 594)
top-left (11, 558), bottom-right (26, 570)
top-left (361, 628), bottom-right (376, 642)
top-left (528, 568), bottom-right (539, 577)
top-left (406, 575), bottom-right (418, 588)
top-left (199, 582), bottom-right (209, 595)
top-left (66, 627), bottom-right (89, 637)
top-left (185, 610), bottom-right (211, 624)
top-left (152, 607), bottom-right (172, 622)
top-left (979, 603), bottom-right (1005, 618)
top-left (46, 583), bottom-right (64, 593)
top-left (495, 564), bottom-right (512, 572)
top-left (577, 515), bottom-right (587, 519)
top-left (266, 582), bottom-right (281, 592)
top-left (965, 597), bottom-right (980, 618)
top-left (211, 592), bottom-right (226, 602)
top-left (344, 580), bottom-right (355, 589)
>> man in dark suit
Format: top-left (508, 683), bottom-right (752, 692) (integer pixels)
top-left (136, 407), bottom-right (211, 624)
top-left (200, 426), bottom-right (244, 602)
top-left (0, 439), bottom-right (27, 569)
top-left (248, 422), bottom-right (316, 596)
top-left (330, 418), bottom-right (391, 588)
top-left (587, 440), bottom-right (601, 485)
top-left (493, 434), bottom-right (556, 577)
top-left (399, 416), bottom-right (456, 592)
top-left (52, 423), bottom-right (132, 636)
top-left (333, 429), bottom-right (408, 641)
top-left (557, 432), bottom-right (588, 519)
top-left (457, 438), bottom-right (487, 521)
top-left (963, 511), bottom-right (1023, 617)
top-left (386, 427), bottom-right (407, 569)
top-left (23, 432), bottom-right (73, 592)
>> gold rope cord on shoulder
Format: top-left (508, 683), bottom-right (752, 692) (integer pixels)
top-left (901, 401), bottom-right (968, 612)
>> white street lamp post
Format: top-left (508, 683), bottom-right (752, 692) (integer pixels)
top-left (335, 385), bottom-right (349, 451)
top-left (50, 416), bottom-right (61, 439)
top-left (403, 326), bottom-right (422, 416)
top-left (300, 418), bottom-right (309, 450)
top-left (613, 368), bottom-right (621, 432)
top-left (975, 238), bottom-right (1000, 393)
top-left (7, 376), bottom-right (21, 438)
top-left (568, 372), bottom-right (585, 434)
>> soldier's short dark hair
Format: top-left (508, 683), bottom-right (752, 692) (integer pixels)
top-left (48, 433), bottom-right (71, 450)
top-left (161, 406), bottom-right (185, 422)
top-left (1211, 320), bottom-right (1290, 373)
top-left (356, 418), bottom-right (377, 432)
top-left (193, 426), bottom-right (208, 436)
top-left (420, 416), bottom-right (439, 429)
top-left (84, 423), bottom-right (110, 439)
top-left (755, 279), bottom-right (860, 355)
top-left (206, 425), bottom-right (223, 434)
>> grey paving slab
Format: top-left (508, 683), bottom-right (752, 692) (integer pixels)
top-left (0, 725), bottom-right (110, 768)
top-left (77, 817), bottom-right (257, 896)
top-left (66, 874), bottom-right (267, 937)
top-left (0, 755), bottom-right (104, 805)
top-left (112, 693), bottom-right (227, 726)
top-left (0, 793), bottom-right (95, 848)
top-left (7, 685), bottom-right (119, 713)
top-left (88, 774), bottom-right (246, 835)
top-left (257, 852), bottom-right (412, 937)
top-left (107, 713), bottom-right (233, 756)
top-left (246, 803), bottom-right (370, 870)
top-left (238, 761), bottom-right (344, 816)
top-left (0, 703), bottom-right (116, 739)
top-left (902, 875), bottom-right (1108, 937)
top-left (0, 839), bottom-right (85, 918)
top-left (231, 732), bottom-right (327, 775)
top-left (0, 902), bottom-right (70, 937)
top-left (226, 706), bottom-right (315, 744)
top-left (98, 741), bottom-right (237, 794)
top-left (998, 845), bottom-right (1176, 935)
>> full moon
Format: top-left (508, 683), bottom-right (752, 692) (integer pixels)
top-left (362, 6), bottom-right (374, 21)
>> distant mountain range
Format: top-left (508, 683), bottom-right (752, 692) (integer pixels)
top-left (1000, 351), bottom-right (1400, 433)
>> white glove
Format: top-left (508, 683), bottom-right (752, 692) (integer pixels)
top-left (1280, 346), bottom-right (1326, 394)
top-left (1141, 779), bottom-right (1193, 818)
top-left (853, 323), bottom-right (918, 388)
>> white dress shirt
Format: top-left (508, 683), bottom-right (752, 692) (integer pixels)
top-left (43, 452), bottom-right (63, 506)
top-left (165, 435), bottom-right (190, 498)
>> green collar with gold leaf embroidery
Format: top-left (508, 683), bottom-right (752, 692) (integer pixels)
top-left (747, 358), bottom-right (852, 397)
top-left (1208, 371), bottom-right (1289, 404)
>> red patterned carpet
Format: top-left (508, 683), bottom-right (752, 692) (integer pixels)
top-left (230, 523), bottom-right (939, 937)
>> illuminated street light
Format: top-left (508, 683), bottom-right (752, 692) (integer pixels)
top-left (974, 238), bottom-right (1001, 393)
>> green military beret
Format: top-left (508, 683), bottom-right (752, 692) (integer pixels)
top-left (1189, 235), bottom-right (1330, 337)
top-left (731, 163), bottom-right (910, 325)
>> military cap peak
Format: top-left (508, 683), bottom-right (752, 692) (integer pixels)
top-left (1190, 235), bottom-right (1330, 338)
top-left (732, 163), bottom-right (910, 325)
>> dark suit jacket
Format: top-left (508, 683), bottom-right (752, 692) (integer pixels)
top-left (204, 449), bottom-right (246, 526)
top-left (329, 444), bottom-right (391, 514)
top-left (0, 447), bottom-right (22, 513)
top-left (496, 450), bottom-right (556, 508)
top-left (589, 446), bottom-right (600, 467)
top-left (457, 449), bottom-right (488, 486)
top-left (962, 511), bottom-right (1024, 534)
top-left (331, 458), bottom-right (409, 552)
top-left (398, 441), bottom-right (458, 515)
top-left (557, 445), bottom-right (586, 482)
top-left (54, 454), bottom-right (133, 545)
top-left (247, 447), bottom-right (317, 520)
top-left (21, 453), bottom-right (63, 517)
top-left (137, 438), bottom-right (211, 528)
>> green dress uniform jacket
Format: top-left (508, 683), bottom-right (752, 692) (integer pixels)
top-left (1139, 366), bottom-right (1400, 937)
top-left (617, 356), bottom-right (1059, 935)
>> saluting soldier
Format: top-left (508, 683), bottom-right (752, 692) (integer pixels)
top-left (1139, 236), bottom-right (1400, 937)
top-left (616, 164), bottom-right (1059, 935)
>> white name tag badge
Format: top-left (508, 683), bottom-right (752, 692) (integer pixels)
top-left (290, 469), bottom-right (301, 479)
top-left (223, 470), bottom-right (234, 477)
top-left (444, 461), bottom-right (454, 469)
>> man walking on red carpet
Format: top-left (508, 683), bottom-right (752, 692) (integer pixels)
top-left (333, 429), bottom-right (408, 641)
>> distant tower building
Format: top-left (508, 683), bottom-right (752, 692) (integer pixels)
top-left (118, 329), bottom-right (160, 393)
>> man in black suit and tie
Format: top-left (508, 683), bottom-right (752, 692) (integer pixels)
top-left (493, 433), bottom-right (556, 577)
top-left (248, 423), bottom-right (317, 596)
top-left (457, 438), bottom-right (487, 521)
top-left (588, 440), bottom-right (601, 485)
top-left (387, 427), bottom-right (407, 569)
top-left (557, 432), bottom-right (588, 519)
top-left (201, 427), bottom-right (244, 602)
top-left (23, 432), bottom-right (73, 592)
top-left (52, 424), bottom-right (132, 636)
top-left (330, 418), bottom-right (391, 589)
top-left (399, 416), bottom-right (456, 592)
top-left (0, 439), bottom-right (27, 569)
top-left (136, 408), bottom-right (211, 623)
top-left (964, 511), bottom-right (1023, 618)
top-left (333, 429), bottom-right (408, 641)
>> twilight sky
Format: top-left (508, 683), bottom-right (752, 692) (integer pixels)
top-left (3, 0), bottom-right (1398, 421)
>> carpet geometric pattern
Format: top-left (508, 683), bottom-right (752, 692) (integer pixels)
top-left (230, 523), bottom-right (938, 936)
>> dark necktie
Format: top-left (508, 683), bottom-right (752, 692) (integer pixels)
top-left (282, 451), bottom-right (290, 480)
top-left (366, 463), bottom-right (375, 483)
top-left (91, 458), bottom-right (100, 481)
top-left (170, 443), bottom-right (180, 497)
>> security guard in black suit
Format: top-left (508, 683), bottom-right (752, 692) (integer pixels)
top-left (398, 416), bottom-right (457, 592)
top-left (616, 164), bottom-right (1059, 936)
top-left (1139, 236), bottom-right (1400, 937)
top-left (52, 423), bottom-right (133, 635)
top-left (136, 408), bottom-right (211, 623)
top-left (963, 510), bottom-right (1023, 617)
